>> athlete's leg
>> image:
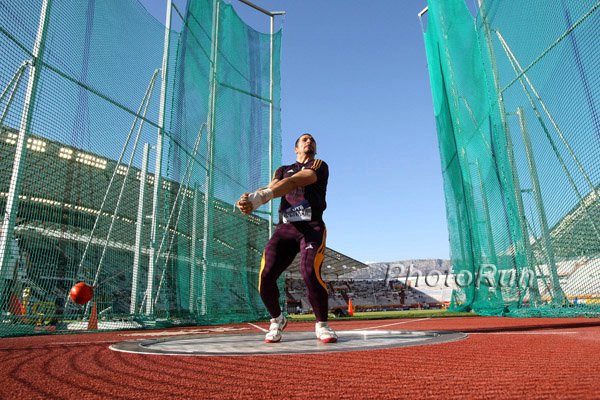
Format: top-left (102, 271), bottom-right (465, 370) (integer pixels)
top-left (298, 222), bottom-right (329, 322)
top-left (259, 224), bottom-right (299, 318)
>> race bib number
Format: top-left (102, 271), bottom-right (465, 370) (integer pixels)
top-left (282, 200), bottom-right (312, 223)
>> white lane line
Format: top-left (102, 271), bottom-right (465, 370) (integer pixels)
top-left (354, 318), bottom-right (432, 331)
top-left (247, 323), bottom-right (268, 332)
top-left (471, 331), bottom-right (578, 335)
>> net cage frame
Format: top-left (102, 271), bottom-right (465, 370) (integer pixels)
top-left (0, 0), bottom-right (293, 337)
top-left (420, 0), bottom-right (600, 317)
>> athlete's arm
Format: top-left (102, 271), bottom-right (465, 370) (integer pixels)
top-left (269, 169), bottom-right (316, 198)
top-left (236, 176), bottom-right (282, 214)
top-left (237, 169), bottom-right (317, 215)
top-left (256, 178), bottom-right (281, 191)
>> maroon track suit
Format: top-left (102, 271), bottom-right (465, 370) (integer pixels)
top-left (259, 159), bottom-right (330, 322)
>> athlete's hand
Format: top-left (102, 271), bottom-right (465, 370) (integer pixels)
top-left (236, 193), bottom-right (253, 215)
top-left (236, 189), bottom-right (273, 215)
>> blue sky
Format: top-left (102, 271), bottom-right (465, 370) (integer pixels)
top-left (139, 0), bottom-right (451, 263)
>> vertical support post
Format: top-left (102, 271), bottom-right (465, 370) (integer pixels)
top-left (235, 1), bottom-right (284, 237)
top-left (517, 107), bottom-right (565, 303)
top-left (189, 185), bottom-right (199, 314)
top-left (475, 160), bottom-right (507, 303)
top-left (200, 206), bottom-right (207, 316)
top-left (0, 0), bottom-right (51, 278)
top-left (268, 14), bottom-right (274, 238)
top-left (201, 0), bottom-right (221, 316)
top-left (147, 0), bottom-right (173, 316)
top-left (131, 143), bottom-right (150, 314)
top-left (503, 113), bottom-right (541, 304)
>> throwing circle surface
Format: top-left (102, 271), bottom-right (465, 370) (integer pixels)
top-left (110, 330), bottom-right (466, 356)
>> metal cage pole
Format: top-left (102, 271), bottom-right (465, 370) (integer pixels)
top-left (131, 143), bottom-right (150, 314)
top-left (0, 0), bottom-right (51, 278)
top-left (153, 123), bottom-right (205, 309)
top-left (268, 11), bottom-right (284, 238)
top-left (516, 107), bottom-right (565, 303)
top-left (201, 0), bottom-right (221, 316)
top-left (90, 72), bottom-right (157, 302)
top-left (417, 6), bottom-right (428, 32)
top-left (237, 0), bottom-right (284, 238)
top-left (147, 0), bottom-right (173, 316)
top-left (190, 185), bottom-right (199, 314)
top-left (502, 111), bottom-right (542, 304)
top-left (268, 13), bottom-right (274, 237)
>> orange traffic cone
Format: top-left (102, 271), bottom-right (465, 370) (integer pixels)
top-left (87, 301), bottom-right (98, 330)
top-left (348, 298), bottom-right (354, 317)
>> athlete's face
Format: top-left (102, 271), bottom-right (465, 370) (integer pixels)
top-left (295, 134), bottom-right (316, 156)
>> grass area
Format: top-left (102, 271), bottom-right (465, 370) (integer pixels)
top-left (288, 309), bottom-right (475, 322)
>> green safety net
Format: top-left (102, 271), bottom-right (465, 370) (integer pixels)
top-left (0, 0), bottom-right (281, 337)
top-left (423, 0), bottom-right (599, 317)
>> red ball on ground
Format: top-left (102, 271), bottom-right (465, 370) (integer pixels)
top-left (70, 282), bottom-right (94, 304)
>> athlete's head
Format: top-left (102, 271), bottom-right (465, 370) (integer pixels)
top-left (295, 133), bottom-right (316, 157)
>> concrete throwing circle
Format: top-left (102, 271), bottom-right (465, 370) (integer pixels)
top-left (109, 330), bottom-right (466, 356)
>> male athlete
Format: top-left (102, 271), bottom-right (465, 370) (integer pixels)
top-left (236, 133), bottom-right (337, 343)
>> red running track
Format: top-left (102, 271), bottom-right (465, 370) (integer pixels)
top-left (1, 317), bottom-right (599, 399)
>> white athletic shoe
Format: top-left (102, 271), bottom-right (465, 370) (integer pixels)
top-left (264, 314), bottom-right (288, 343)
top-left (315, 321), bottom-right (338, 343)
